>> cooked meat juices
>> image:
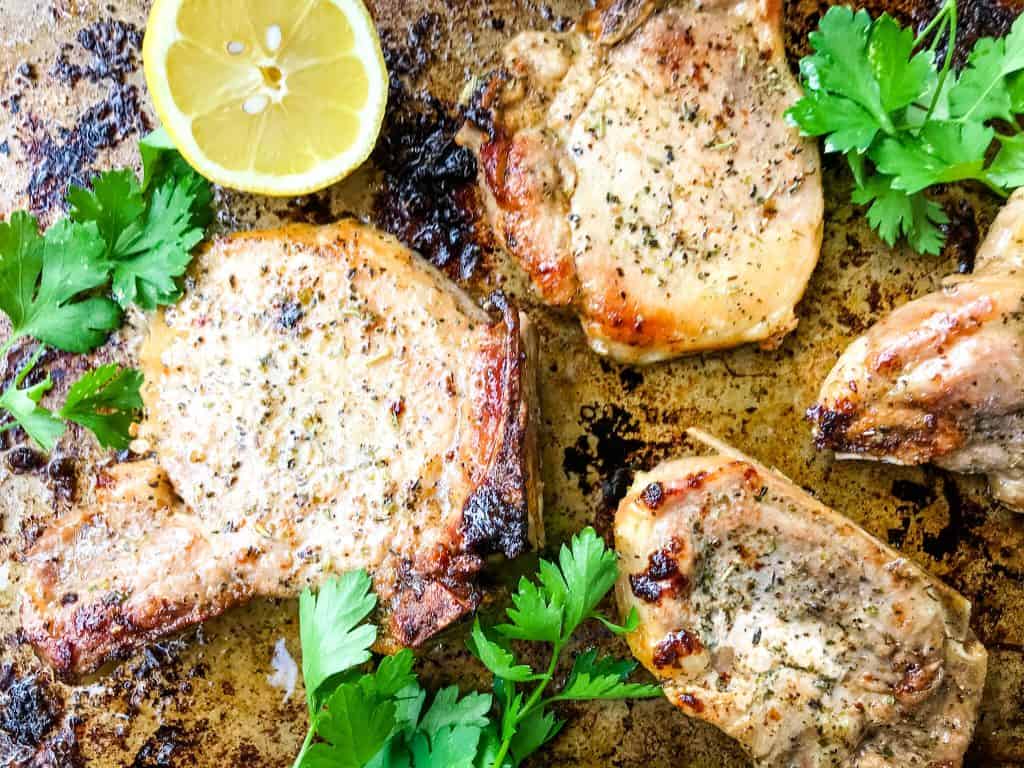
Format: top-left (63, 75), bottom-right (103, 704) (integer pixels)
top-left (461, 0), bottom-right (824, 363)
top-left (615, 432), bottom-right (987, 767)
top-left (810, 189), bottom-right (1024, 512)
top-left (21, 221), bottom-right (541, 675)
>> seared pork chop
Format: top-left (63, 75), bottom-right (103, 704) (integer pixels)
top-left (615, 432), bottom-right (987, 767)
top-left (810, 190), bottom-right (1024, 512)
top-left (21, 221), bottom-right (541, 675)
top-left (461, 0), bottom-right (824, 363)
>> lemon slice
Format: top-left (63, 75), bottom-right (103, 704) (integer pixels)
top-left (143, 0), bottom-right (388, 196)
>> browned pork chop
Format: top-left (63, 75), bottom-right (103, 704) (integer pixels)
top-left (810, 190), bottom-right (1024, 512)
top-left (461, 0), bottom-right (823, 363)
top-left (21, 221), bottom-right (541, 676)
top-left (615, 432), bottom-right (987, 767)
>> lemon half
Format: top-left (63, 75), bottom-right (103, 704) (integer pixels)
top-left (143, 0), bottom-right (388, 196)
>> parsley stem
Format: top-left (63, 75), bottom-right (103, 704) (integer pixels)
top-left (913, 0), bottom-right (953, 48)
top-left (921, 0), bottom-right (958, 123)
top-left (489, 727), bottom-right (514, 767)
top-left (978, 175), bottom-right (1011, 198)
top-left (291, 728), bottom-right (315, 768)
top-left (14, 345), bottom-right (45, 386)
top-left (490, 642), bottom-right (564, 768)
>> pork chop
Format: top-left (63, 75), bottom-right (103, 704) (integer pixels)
top-left (21, 221), bottom-right (541, 676)
top-left (810, 190), bottom-right (1024, 512)
top-left (460, 0), bottom-right (824, 363)
top-left (615, 431), bottom-right (987, 767)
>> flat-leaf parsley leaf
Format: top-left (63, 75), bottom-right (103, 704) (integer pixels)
top-left (291, 528), bottom-right (661, 768)
top-left (0, 213), bottom-right (121, 355)
top-left (58, 364), bottom-right (143, 450)
top-left (787, 0), bottom-right (1024, 254)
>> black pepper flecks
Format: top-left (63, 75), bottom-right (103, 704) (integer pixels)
top-left (372, 14), bottom-right (484, 280)
top-left (277, 300), bottom-right (305, 331)
top-left (540, 4), bottom-right (573, 32)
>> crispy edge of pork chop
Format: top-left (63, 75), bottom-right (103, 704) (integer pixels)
top-left (615, 430), bottom-right (987, 767)
top-left (20, 222), bottom-right (542, 676)
top-left (460, 0), bottom-right (824, 364)
top-left (809, 190), bottom-right (1024, 511)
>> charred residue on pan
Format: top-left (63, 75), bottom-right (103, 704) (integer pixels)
top-left (0, 669), bottom-right (57, 752)
top-left (131, 724), bottom-right (193, 768)
top-left (598, 358), bottom-right (645, 393)
top-left (942, 198), bottom-right (981, 274)
top-left (922, 474), bottom-right (990, 561)
top-left (887, 477), bottom-right (936, 547)
top-left (17, 17), bottom-right (149, 215)
top-left (562, 404), bottom-right (683, 527)
top-left (52, 20), bottom-right (143, 87)
top-left (563, 404), bottom-right (645, 511)
top-left (115, 635), bottom-right (208, 715)
top-left (0, 664), bottom-right (81, 768)
top-left (371, 14), bottom-right (485, 280)
top-left (892, 470), bottom-right (1024, 649)
top-left (912, 0), bottom-right (1021, 65)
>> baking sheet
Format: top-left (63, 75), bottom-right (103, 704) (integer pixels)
top-left (0, 0), bottom-right (1022, 765)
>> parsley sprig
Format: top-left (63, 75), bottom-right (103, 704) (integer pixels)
top-left (468, 528), bottom-right (658, 768)
top-left (0, 128), bottom-right (212, 451)
top-left (0, 355), bottom-right (143, 451)
top-left (787, 0), bottom-right (1024, 254)
top-left (293, 528), bottom-right (661, 768)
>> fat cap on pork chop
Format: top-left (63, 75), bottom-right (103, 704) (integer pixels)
top-left (21, 221), bottom-right (541, 676)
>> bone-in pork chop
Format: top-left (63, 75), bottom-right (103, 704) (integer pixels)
top-left (21, 221), bottom-right (541, 676)
top-left (615, 432), bottom-right (987, 766)
top-left (810, 190), bottom-right (1024, 512)
top-left (461, 0), bottom-right (824, 363)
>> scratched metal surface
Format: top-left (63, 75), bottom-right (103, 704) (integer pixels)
top-left (0, 0), bottom-right (1023, 766)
